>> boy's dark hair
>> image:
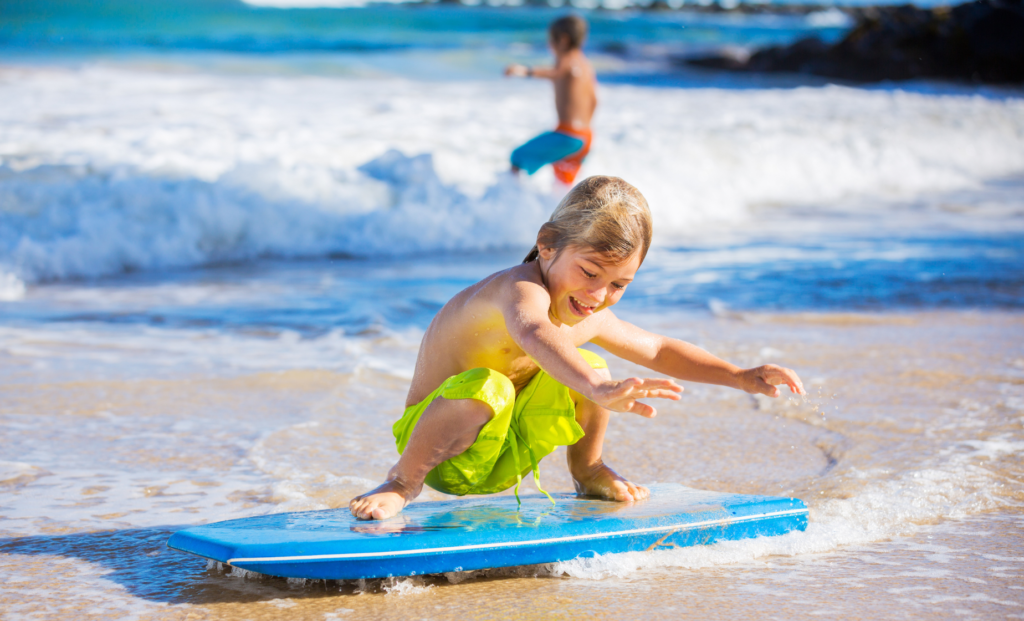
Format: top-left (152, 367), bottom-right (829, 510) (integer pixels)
top-left (549, 15), bottom-right (588, 50)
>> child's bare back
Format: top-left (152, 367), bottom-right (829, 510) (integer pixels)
top-left (350, 177), bottom-right (806, 521)
top-left (551, 48), bottom-right (596, 132)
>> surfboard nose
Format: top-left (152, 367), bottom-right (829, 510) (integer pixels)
top-left (167, 530), bottom-right (238, 563)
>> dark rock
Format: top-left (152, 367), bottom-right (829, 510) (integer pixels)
top-left (685, 0), bottom-right (1024, 84)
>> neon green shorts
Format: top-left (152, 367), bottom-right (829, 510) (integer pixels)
top-left (393, 349), bottom-right (607, 501)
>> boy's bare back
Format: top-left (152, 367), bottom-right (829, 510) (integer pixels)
top-left (552, 49), bottom-right (596, 131)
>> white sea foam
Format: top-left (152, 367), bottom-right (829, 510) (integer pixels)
top-left (0, 461), bottom-right (51, 488)
top-left (548, 432), bottom-right (1024, 579)
top-left (381, 576), bottom-right (434, 595)
top-left (1, 67), bottom-right (1023, 288)
top-left (0, 272), bottom-right (25, 301)
top-left (0, 156), bottom-right (551, 286)
top-left (0, 323), bottom-right (421, 377)
top-left (806, 8), bottom-right (852, 28)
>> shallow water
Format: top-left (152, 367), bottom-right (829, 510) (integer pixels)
top-left (2, 2), bottom-right (1024, 618)
top-left (2, 310), bottom-right (1022, 619)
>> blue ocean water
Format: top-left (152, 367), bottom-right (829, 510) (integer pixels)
top-left (3, 228), bottom-right (1022, 339)
top-left (2, 0), bottom-right (847, 51)
top-left (0, 0), bottom-right (1022, 333)
top-left (2, 0), bottom-right (853, 81)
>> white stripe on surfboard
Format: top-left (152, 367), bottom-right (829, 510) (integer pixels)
top-left (227, 507), bottom-right (807, 565)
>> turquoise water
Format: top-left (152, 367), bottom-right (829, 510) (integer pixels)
top-left (2, 0), bottom-right (852, 80)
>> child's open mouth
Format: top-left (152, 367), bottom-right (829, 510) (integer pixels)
top-left (569, 295), bottom-right (596, 317)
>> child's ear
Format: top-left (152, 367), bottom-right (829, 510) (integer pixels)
top-left (537, 244), bottom-right (556, 260)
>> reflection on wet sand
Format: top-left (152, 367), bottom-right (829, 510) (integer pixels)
top-left (1, 311), bottom-right (1022, 619)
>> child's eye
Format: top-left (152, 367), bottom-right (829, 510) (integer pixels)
top-left (581, 268), bottom-right (596, 278)
top-left (612, 282), bottom-right (626, 290)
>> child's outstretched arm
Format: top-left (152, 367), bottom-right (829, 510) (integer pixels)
top-left (591, 311), bottom-right (806, 398)
top-left (502, 280), bottom-right (683, 418)
top-left (504, 64), bottom-right (567, 80)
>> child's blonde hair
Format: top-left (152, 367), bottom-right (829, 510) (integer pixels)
top-left (524, 176), bottom-right (652, 265)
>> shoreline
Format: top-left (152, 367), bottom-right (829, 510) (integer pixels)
top-left (2, 307), bottom-right (1021, 618)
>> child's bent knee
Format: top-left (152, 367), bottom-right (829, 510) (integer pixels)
top-left (442, 396), bottom-right (496, 426)
top-left (440, 367), bottom-right (515, 419)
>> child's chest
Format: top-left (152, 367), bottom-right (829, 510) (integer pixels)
top-left (461, 323), bottom-right (595, 392)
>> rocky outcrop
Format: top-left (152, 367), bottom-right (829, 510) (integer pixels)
top-left (687, 0), bottom-right (1024, 84)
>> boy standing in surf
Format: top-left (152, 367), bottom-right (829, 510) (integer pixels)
top-left (350, 176), bottom-right (805, 521)
top-left (504, 15), bottom-right (596, 185)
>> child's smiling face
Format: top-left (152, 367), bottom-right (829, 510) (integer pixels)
top-left (537, 244), bottom-right (641, 326)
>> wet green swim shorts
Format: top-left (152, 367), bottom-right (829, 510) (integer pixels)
top-left (393, 349), bottom-right (607, 503)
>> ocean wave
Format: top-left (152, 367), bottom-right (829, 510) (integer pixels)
top-left (3, 68), bottom-right (1024, 294)
top-left (0, 152), bottom-right (554, 293)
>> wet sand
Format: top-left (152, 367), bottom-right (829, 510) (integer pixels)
top-left (2, 310), bottom-right (1021, 619)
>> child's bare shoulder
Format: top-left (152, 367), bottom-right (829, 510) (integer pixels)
top-left (561, 50), bottom-right (593, 77)
top-left (494, 263), bottom-right (550, 305)
top-left (455, 263), bottom-right (547, 311)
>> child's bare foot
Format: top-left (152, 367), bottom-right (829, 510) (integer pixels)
top-left (349, 516), bottom-right (410, 534)
top-left (572, 463), bottom-right (649, 502)
top-left (349, 480), bottom-right (415, 521)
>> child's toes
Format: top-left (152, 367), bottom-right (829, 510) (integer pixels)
top-left (357, 503), bottom-right (378, 521)
top-left (632, 484), bottom-right (650, 500)
top-left (623, 481), bottom-right (642, 500)
top-left (609, 481), bottom-right (634, 502)
top-left (352, 499), bottom-right (375, 520)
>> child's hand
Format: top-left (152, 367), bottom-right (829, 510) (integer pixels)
top-left (590, 377), bottom-right (683, 418)
top-left (504, 64), bottom-right (529, 77)
top-left (737, 365), bottom-right (805, 398)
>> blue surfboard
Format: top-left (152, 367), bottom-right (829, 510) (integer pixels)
top-left (167, 484), bottom-right (807, 580)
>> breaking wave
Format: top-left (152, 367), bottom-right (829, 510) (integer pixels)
top-left (0, 151), bottom-right (554, 292)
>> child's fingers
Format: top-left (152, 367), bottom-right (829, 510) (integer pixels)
top-left (614, 377), bottom-right (644, 398)
top-left (638, 379), bottom-right (679, 389)
top-left (787, 371), bottom-right (806, 395)
top-left (755, 377), bottom-right (781, 398)
top-left (758, 365), bottom-right (806, 396)
top-left (638, 377), bottom-right (683, 392)
top-left (643, 389), bottom-right (682, 401)
top-left (628, 400), bottom-right (657, 418)
top-left (768, 367), bottom-right (805, 396)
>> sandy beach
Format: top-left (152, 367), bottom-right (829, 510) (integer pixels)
top-left (2, 310), bottom-right (1022, 619)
